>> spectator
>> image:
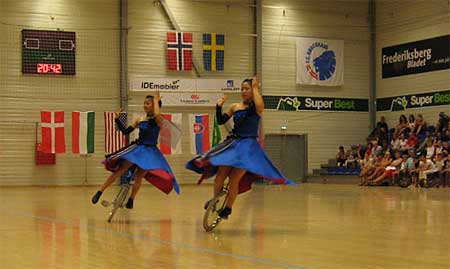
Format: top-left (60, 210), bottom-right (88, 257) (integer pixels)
top-left (407, 114), bottom-right (416, 133)
top-left (397, 133), bottom-right (409, 152)
top-left (356, 144), bottom-right (365, 167)
top-left (371, 139), bottom-right (383, 159)
top-left (346, 149), bottom-right (357, 169)
top-left (434, 140), bottom-right (443, 156)
top-left (398, 154), bottom-right (410, 182)
top-left (381, 139), bottom-right (390, 151)
top-left (406, 131), bottom-right (419, 149)
top-left (406, 149), bottom-right (417, 171)
top-left (417, 131), bottom-right (432, 152)
top-left (391, 134), bottom-right (402, 151)
top-left (336, 146), bottom-right (346, 167)
top-left (375, 116), bottom-right (389, 142)
top-left (440, 154), bottom-right (450, 187)
top-left (425, 139), bottom-right (436, 160)
top-left (436, 112), bottom-right (449, 139)
top-left (361, 143), bottom-right (373, 168)
top-left (394, 114), bottom-right (408, 137)
top-left (416, 154), bottom-right (438, 183)
top-left (366, 151), bottom-right (392, 183)
top-left (414, 114), bottom-right (427, 141)
top-left (442, 141), bottom-right (449, 155)
top-left (371, 151), bottom-right (403, 186)
top-left (442, 129), bottom-right (450, 142)
top-left (360, 153), bottom-right (381, 186)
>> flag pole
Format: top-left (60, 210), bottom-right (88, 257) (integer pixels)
top-left (83, 154), bottom-right (89, 184)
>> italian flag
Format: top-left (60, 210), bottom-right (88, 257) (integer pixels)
top-left (72, 111), bottom-right (95, 154)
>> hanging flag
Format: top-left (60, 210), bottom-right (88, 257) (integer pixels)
top-left (35, 143), bottom-right (56, 165)
top-left (167, 32), bottom-right (193, 71)
top-left (40, 111), bottom-right (66, 154)
top-left (296, 37), bottom-right (344, 86)
top-left (104, 112), bottom-right (128, 154)
top-left (159, 113), bottom-right (182, 155)
top-left (189, 114), bottom-right (210, 155)
top-left (212, 115), bottom-right (221, 147)
top-left (72, 111), bottom-right (95, 154)
top-left (203, 33), bottom-right (224, 71)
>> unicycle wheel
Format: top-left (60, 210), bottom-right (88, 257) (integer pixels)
top-left (107, 185), bottom-right (129, 222)
top-left (203, 191), bottom-right (228, 232)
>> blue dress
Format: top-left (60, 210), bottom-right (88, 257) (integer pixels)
top-left (185, 105), bottom-right (295, 193)
top-left (104, 119), bottom-right (180, 194)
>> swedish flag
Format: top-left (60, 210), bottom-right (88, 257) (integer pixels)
top-left (203, 33), bottom-right (224, 71)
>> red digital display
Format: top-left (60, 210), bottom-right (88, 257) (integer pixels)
top-left (37, 63), bottom-right (62, 74)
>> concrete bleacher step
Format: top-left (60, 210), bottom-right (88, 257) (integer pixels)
top-left (307, 175), bottom-right (360, 184)
top-left (321, 164), bottom-right (333, 169)
top-left (328, 159), bottom-right (337, 166)
top-left (312, 168), bottom-right (328, 176)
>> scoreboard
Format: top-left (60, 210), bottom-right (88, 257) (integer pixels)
top-left (22, 29), bottom-right (76, 75)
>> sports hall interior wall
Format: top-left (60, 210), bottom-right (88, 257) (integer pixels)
top-left (375, 0), bottom-right (450, 124)
top-left (260, 0), bottom-right (371, 172)
top-left (0, 0), bottom-right (120, 185)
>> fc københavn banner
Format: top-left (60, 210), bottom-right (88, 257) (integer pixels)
top-left (296, 37), bottom-right (344, 86)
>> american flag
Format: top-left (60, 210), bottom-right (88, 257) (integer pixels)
top-left (167, 32), bottom-right (193, 71)
top-left (104, 112), bottom-right (128, 153)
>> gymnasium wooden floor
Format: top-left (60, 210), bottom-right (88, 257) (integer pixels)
top-left (0, 184), bottom-right (448, 269)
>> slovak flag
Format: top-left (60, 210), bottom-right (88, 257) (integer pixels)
top-left (159, 113), bottom-right (182, 155)
top-left (167, 32), bottom-right (193, 71)
top-left (40, 111), bottom-right (66, 154)
top-left (189, 114), bottom-right (210, 155)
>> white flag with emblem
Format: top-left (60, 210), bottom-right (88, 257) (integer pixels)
top-left (296, 37), bottom-right (344, 86)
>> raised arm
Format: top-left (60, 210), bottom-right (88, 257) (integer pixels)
top-left (216, 95), bottom-right (234, 125)
top-left (114, 108), bottom-right (136, 135)
top-left (251, 76), bottom-right (264, 116)
top-left (153, 91), bottom-right (163, 126)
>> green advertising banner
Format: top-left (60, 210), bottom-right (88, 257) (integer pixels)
top-left (263, 96), bottom-right (369, 112)
top-left (377, 90), bottom-right (450, 111)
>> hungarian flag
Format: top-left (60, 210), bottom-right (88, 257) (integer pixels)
top-left (167, 32), bottom-right (193, 71)
top-left (203, 33), bottom-right (224, 71)
top-left (41, 111), bottom-right (65, 154)
top-left (212, 115), bottom-right (222, 147)
top-left (159, 113), bottom-right (182, 155)
top-left (72, 111), bottom-right (95, 154)
top-left (189, 114), bottom-right (210, 155)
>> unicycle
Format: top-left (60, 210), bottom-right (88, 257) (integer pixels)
top-left (203, 183), bottom-right (229, 232)
top-left (101, 168), bottom-right (136, 222)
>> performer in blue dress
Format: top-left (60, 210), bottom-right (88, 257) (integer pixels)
top-left (186, 77), bottom-right (295, 219)
top-left (92, 92), bottom-right (180, 209)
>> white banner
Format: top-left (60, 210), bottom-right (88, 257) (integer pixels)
top-left (296, 37), bottom-right (344, 86)
top-left (130, 77), bottom-right (196, 92)
top-left (130, 77), bottom-right (244, 92)
top-left (196, 78), bottom-right (243, 92)
top-left (161, 92), bottom-right (223, 106)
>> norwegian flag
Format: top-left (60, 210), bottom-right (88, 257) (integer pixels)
top-left (167, 32), bottom-right (193, 71)
top-left (104, 112), bottom-right (129, 153)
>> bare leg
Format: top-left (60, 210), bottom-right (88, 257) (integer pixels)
top-left (100, 160), bottom-right (133, 192)
top-left (226, 168), bottom-right (247, 208)
top-left (214, 166), bottom-right (232, 197)
top-left (129, 168), bottom-right (147, 199)
top-left (368, 168), bottom-right (384, 180)
top-left (372, 173), bottom-right (387, 185)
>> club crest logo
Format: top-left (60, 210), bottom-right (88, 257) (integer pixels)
top-left (305, 42), bottom-right (336, 81)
